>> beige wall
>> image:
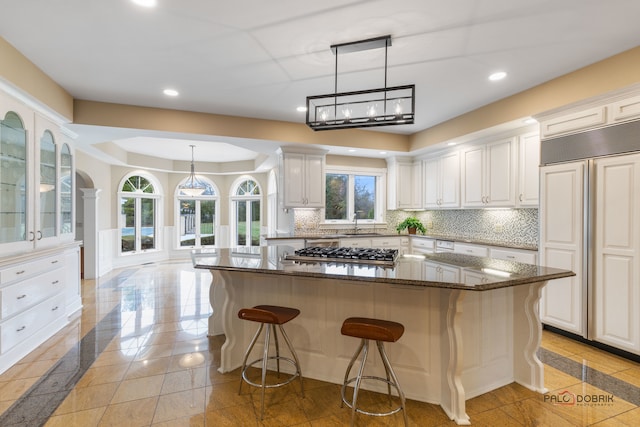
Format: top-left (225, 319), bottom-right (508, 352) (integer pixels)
top-left (0, 38), bottom-right (73, 120)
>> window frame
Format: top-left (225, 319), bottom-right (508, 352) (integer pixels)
top-left (322, 166), bottom-right (387, 227)
top-left (229, 176), bottom-right (262, 247)
top-left (174, 176), bottom-right (220, 249)
top-left (117, 172), bottom-right (162, 255)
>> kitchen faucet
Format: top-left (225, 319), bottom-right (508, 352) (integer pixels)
top-left (353, 210), bottom-right (363, 234)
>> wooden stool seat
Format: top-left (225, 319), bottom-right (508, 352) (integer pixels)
top-left (340, 317), bottom-right (408, 426)
top-left (341, 317), bottom-right (404, 342)
top-left (238, 305), bottom-right (300, 325)
top-left (238, 305), bottom-right (304, 420)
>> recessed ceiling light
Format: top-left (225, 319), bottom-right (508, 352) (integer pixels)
top-left (523, 118), bottom-right (537, 124)
top-left (132, 0), bottom-right (157, 7)
top-left (489, 71), bottom-right (507, 81)
top-left (296, 106), bottom-right (307, 112)
top-left (163, 88), bottom-right (179, 97)
top-left (379, 151), bottom-right (387, 155)
top-left (348, 149), bottom-right (357, 153)
top-left (447, 142), bottom-right (457, 146)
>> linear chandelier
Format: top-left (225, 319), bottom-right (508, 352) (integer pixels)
top-left (178, 145), bottom-right (206, 196)
top-left (306, 35), bottom-right (415, 131)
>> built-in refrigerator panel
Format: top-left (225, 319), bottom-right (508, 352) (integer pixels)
top-left (539, 161), bottom-right (587, 336)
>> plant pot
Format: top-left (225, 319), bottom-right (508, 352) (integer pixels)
top-left (408, 227), bottom-right (417, 235)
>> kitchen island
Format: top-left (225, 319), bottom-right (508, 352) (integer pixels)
top-left (192, 246), bottom-right (574, 425)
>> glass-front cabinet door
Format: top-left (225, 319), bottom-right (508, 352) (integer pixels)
top-left (39, 130), bottom-right (57, 240)
top-left (60, 143), bottom-right (73, 235)
top-left (0, 93), bottom-right (35, 255)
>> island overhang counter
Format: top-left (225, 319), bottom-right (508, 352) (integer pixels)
top-left (192, 246), bottom-right (574, 425)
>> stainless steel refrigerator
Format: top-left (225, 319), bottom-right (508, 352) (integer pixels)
top-left (538, 120), bottom-right (640, 356)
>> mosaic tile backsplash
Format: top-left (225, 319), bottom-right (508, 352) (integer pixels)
top-left (293, 208), bottom-right (538, 247)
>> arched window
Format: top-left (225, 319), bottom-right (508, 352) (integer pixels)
top-left (230, 177), bottom-right (261, 247)
top-left (175, 177), bottom-right (219, 248)
top-left (118, 174), bottom-right (161, 254)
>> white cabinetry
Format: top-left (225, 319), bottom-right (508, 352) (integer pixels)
top-left (0, 91), bottom-right (76, 257)
top-left (462, 138), bottom-right (516, 207)
top-left (490, 247), bottom-right (537, 264)
top-left (371, 236), bottom-right (409, 254)
top-left (517, 132), bottom-right (540, 207)
top-left (424, 262), bottom-right (459, 282)
top-left (387, 157), bottom-right (422, 210)
top-left (0, 244), bottom-right (80, 374)
top-left (279, 147), bottom-right (326, 208)
top-left (453, 242), bottom-right (489, 257)
top-left (339, 237), bottom-right (372, 248)
top-left (539, 162), bottom-right (585, 335)
top-left (411, 237), bottom-right (435, 254)
top-left (423, 151), bottom-right (460, 209)
top-left (593, 154), bottom-right (640, 354)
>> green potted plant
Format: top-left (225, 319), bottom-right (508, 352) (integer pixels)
top-left (396, 216), bottom-right (426, 235)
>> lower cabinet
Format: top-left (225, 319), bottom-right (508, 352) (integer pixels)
top-left (0, 243), bottom-right (81, 374)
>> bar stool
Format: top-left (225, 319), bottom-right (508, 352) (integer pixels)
top-left (238, 305), bottom-right (304, 420)
top-left (340, 317), bottom-right (408, 426)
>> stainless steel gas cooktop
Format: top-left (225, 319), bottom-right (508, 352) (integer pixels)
top-left (284, 246), bottom-right (399, 267)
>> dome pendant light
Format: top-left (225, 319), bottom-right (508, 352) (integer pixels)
top-left (179, 145), bottom-right (206, 196)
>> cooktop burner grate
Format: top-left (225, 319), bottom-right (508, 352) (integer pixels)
top-left (284, 246), bottom-right (399, 267)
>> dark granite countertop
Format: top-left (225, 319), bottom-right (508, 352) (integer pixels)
top-left (265, 233), bottom-right (538, 251)
top-left (192, 246), bottom-right (572, 291)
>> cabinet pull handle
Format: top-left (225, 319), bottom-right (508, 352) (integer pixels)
top-left (52, 306), bottom-right (59, 311)
top-left (51, 260), bottom-right (59, 264)
top-left (507, 255), bottom-right (515, 259)
top-left (17, 326), bottom-right (26, 332)
top-left (29, 231), bottom-right (35, 242)
top-left (15, 270), bottom-right (26, 275)
top-left (52, 280), bottom-right (59, 284)
top-left (519, 194), bottom-right (523, 202)
top-left (17, 294), bottom-right (27, 300)
top-left (37, 231), bottom-right (43, 240)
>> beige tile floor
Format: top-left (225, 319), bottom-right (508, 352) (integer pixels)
top-left (0, 261), bottom-right (639, 426)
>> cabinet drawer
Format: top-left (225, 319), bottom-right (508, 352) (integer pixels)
top-left (339, 239), bottom-right (371, 248)
top-left (0, 293), bottom-right (65, 354)
top-left (370, 237), bottom-right (400, 248)
top-left (454, 243), bottom-right (488, 257)
top-left (541, 106), bottom-right (607, 138)
top-left (1, 267), bottom-right (65, 319)
top-left (490, 248), bottom-right (537, 264)
top-left (411, 238), bottom-right (435, 250)
top-left (0, 254), bottom-right (64, 285)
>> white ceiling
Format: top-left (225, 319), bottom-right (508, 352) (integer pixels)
top-left (1, 0), bottom-right (640, 165)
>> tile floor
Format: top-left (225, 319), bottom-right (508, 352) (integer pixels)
top-left (0, 261), bottom-right (639, 426)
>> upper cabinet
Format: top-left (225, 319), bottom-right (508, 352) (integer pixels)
top-left (387, 157), bottom-right (422, 210)
top-left (517, 132), bottom-right (540, 207)
top-left (0, 92), bottom-right (75, 256)
top-left (423, 150), bottom-right (460, 209)
top-left (278, 147), bottom-right (327, 208)
top-left (462, 137), bottom-right (516, 208)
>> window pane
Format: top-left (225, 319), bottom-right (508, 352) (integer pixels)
top-left (179, 199), bottom-right (196, 247)
top-left (40, 131), bottom-right (57, 238)
top-left (236, 200), bottom-right (246, 246)
top-left (0, 113), bottom-right (27, 244)
top-left (121, 197), bottom-right (135, 252)
top-left (250, 200), bottom-right (260, 246)
top-left (60, 144), bottom-right (72, 234)
top-left (140, 198), bottom-right (155, 250)
top-left (200, 200), bottom-right (215, 246)
top-left (354, 175), bottom-right (376, 219)
top-left (325, 173), bottom-right (348, 220)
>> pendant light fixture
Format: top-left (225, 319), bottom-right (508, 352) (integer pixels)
top-left (178, 145), bottom-right (206, 196)
top-left (306, 35), bottom-right (415, 131)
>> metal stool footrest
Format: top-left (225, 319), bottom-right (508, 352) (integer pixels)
top-left (341, 375), bottom-right (404, 417)
top-left (242, 356), bottom-right (301, 389)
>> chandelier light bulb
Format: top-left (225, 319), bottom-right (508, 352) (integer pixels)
top-left (394, 100), bottom-right (403, 115)
top-left (367, 104), bottom-right (377, 117)
top-left (342, 107), bottom-right (352, 119)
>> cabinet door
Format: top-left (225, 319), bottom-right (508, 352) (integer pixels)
top-left (0, 93), bottom-right (34, 256)
top-left (517, 133), bottom-right (540, 207)
top-left (439, 151), bottom-right (460, 208)
top-left (462, 146), bottom-right (485, 207)
top-left (485, 138), bottom-right (516, 206)
top-left (305, 154), bottom-right (325, 207)
top-left (423, 157), bottom-right (439, 208)
top-left (34, 115), bottom-right (62, 249)
top-left (594, 154), bottom-right (640, 353)
top-left (539, 162), bottom-right (585, 335)
top-left (283, 153), bottom-right (305, 206)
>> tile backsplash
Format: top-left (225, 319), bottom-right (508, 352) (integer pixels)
top-left (293, 208), bottom-right (538, 246)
